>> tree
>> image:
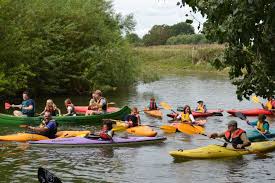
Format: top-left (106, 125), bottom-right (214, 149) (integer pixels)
top-left (169, 22), bottom-right (194, 36)
top-left (143, 25), bottom-right (171, 46)
top-left (178, 0), bottom-right (275, 100)
top-left (125, 33), bottom-right (142, 46)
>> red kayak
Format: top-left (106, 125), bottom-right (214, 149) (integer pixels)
top-left (167, 109), bottom-right (223, 119)
top-left (227, 108), bottom-right (273, 116)
top-left (74, 106), bottom-right (120, 114)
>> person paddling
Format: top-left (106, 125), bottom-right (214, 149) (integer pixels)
top-left (39, 99), bottom-right (61, 116)
top-left (99, 120), bottom-right (114, 140)
top-left (12, 91), bottom-right (35, 117)
top-left (262, 96), bottom-right (275, 110)
top-left (124, 107), bottom-right (141, 128)
top-left (209, 120), bottom-right (251, 149)
top-left (25, 111), bottom-right (58, 139)
top-left (176, 105), bottom-right (196, 124)
top-left (246, 114), bottom-right (270, 135)
top-left (90, 90), bottom-right (108, 115)
top-left (195, 100), bottom-right (207, 113)
top-left (64, 98), bottom-right (76, 116)
top-left (148, 98), bottom-right (159, 110)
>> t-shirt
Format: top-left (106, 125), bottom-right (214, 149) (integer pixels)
top-left (21, 99), bottom-right (35, 117)
top-left (45, 120), bottom-right (57, 139)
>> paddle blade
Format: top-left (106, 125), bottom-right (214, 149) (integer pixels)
top-left (112, 126), bottom-right (127, 132)
top-left (235, 112), bottom-right (247, 120)
top-left (19, 125), bottom-right (28, 128)
top-left (4, 102), bottom-right (11, 110)
top-left (251, 96), bottom-right (260, 104)
top-left (160, 102), bottom-right (172, 110)
top-left (178, 123), bottom-right (204, 135)
top-left (38, 167), bottom-right (62, 183)
top-left (160, 125), bottom-right (176, 133)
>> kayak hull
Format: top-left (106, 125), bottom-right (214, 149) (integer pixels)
top-left (0, 106), bottom-right (131, 125)
top-left (170, 141), bottom-right (275, 159)
top-left (115, 121), bottom-right (157, 137)
top-left (144, 109), bottom-right (163, 118)
top-left (167, 109), bottom-right (223, 118)
top-left (29, 136), bottom-right (166, 147)
top-left (247, 129), bottom-right (275, 141)
top-left (0, 131), bottom-right (91, 142)
top-left (227, 108), bottom-right (273, 116)
top-left (74, 106), bottom-right (119, 114)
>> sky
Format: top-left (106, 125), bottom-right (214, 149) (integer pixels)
top-left (112, 0), bottom-right (206, 37)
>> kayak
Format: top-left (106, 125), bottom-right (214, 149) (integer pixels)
top-left (115, 121), bottom-right (157, 137)
top-left (29, 136), bottom-right (166, 147)
top-left (0, 106), bottom-right (131, 125)
top-left (171, 119), bottom-right (207, 126)
top-left (167, 109), bottom-right (223, 119)
top-left (170, 140), bottom-right (275, 159)
top-left (144, 108), bottom-right (163, 118)
top-left (171, 122), bottom-right (205, 132)
top-left (247, 129), bottom-right (275, 141)
top-left (74, 106), bottom-right (119, 114)
top-left (227, 108), bottom-right (273, 116)
top-left (0, 131), bottom-right (91, 142)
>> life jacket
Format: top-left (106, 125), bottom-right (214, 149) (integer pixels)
top-left (256, 121), bottom-right (269, 132)
top-left (99, 129), bottom-right (113, 140)
top-left (224, 128), bottom-right (246, 147)
top-left (67, 104), bottom-right (76, 115)
top-left (181, 112), bottom-right (191, 122)
top-left (196, 105), bottom-right (205, 112)
top-left (46, 106), bottom-right (57, 116)
top-left (149, 101), bottom-right (157, 110)
top-left (266, 101), bottom-right (273, 110)
top-left (272, 100), bottom-right (275, 109)
top-left (98, 97), bottom-right (107, 111)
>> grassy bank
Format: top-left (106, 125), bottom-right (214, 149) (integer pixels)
top-left (134, 44), bottom-right (226, 82)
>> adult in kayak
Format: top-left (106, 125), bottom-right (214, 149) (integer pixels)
top-left (39, 99), bottom-right (61, 116)
top-left (89, 90), bottom-right (108, 115)
top-left (195, 100), bottom-right (207, 113)
top-left (176, 105), bottom-right (195, 124)
top-left (64, 98), bottom-right (76, 116)
top-left (99, 120), bottom-right (114, 140)
top-left (209, 120), bottom-right (251, 149)
top-left (12, 91), bottom-right (35, 117)
top-left (148, 97), bottom-right (159, 110)
top-left (24, 111), bottom-right (58, 139)
top-left (262, 96), bottom-right (275, 110)
top-left (246, 114), bottom-right (270, 135)
top-left (124, 107), bottom-right (140, 128)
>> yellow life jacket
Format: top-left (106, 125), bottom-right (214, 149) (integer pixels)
top-left (197, 105), bottom-right (204, 112)
top-left (265, 101), bottom-right (272, 110)
top-left (257, 121), bottom-right (266, 132)
top-left (181, 113), bottom-right (191, 122)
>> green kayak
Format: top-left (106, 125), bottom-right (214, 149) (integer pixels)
top-left (0, 106), bottom-right (131, 126)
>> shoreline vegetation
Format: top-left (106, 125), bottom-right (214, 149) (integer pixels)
top-left (136, 44), bottom-right (227, 83)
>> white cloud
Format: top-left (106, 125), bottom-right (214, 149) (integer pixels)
top-left (112, 0), bottom-right (206, 37)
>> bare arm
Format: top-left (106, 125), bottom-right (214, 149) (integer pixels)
top-left (239, 133), bottom-right (251, 148)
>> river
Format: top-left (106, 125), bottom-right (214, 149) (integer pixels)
top-left (1, 73), bottom-right (275, 183)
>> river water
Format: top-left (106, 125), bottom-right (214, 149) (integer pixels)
top-left (1, 73), bottom-right (275, 183)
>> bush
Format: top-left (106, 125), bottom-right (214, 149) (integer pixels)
top-left (166, 34), bottom-right (211, 45)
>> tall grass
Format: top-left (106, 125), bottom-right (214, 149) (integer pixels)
top-left (134, 44), bottom-right (226, 82)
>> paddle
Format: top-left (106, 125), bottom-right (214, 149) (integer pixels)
top-left (235, 112), bottom-right (270, 141)
top-left (4, 102), bottom-right (22, 110)
top-left (38, 167), bottom-right (62, 183)
top-left (160, 102), bottom-right (177, 114)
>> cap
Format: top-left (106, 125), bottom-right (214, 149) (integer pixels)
top-left (227, 120), bottom-right (238, 126)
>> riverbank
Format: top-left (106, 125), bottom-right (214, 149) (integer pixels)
top-left (135, 44), bottom-right (227, 82)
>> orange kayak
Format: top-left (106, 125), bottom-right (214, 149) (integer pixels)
top-left (144, 108), bottom-right (163, 118)
top-left (0, 130), bottom-right (91, 142)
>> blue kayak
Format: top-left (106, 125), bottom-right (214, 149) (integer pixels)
top-left (247, 129), bottom-right (275, 141)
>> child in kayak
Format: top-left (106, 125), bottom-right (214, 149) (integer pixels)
top-left (148, 98), bottom-right (158, 110)
top-left (64, 98), bottom-right (76, 116)
top-left (124, 107), bottom-right (140, 127)
top-left (176, 105), bottom-right (196, 124)
top-left (85, 92), bottom-right (98, 116)
top-left (39, 99), bottom-right (61, 116)
top-left (262, 96), bottom-right (275, 110)
top-left (246, 114), bottom-right (270, 135)
top-left (195, 100), bottom-right (207, 113)
top-left (99, 120), bottom-right (114, 140)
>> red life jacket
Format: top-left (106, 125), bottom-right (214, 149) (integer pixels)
top-left (149, 102), bottom-right (157, 110)
top-left (99, 127), bottom-right (113, 140)
top-left (224, 128), bottom-right (246, 147)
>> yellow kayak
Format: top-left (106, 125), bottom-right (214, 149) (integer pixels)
top-left (170, 141), bottom-right (275, 159)
top-left (115, 121), bottom-right (157, 137)
top-left (144, 108), bottom-right (163, 118)
top-left (0, 130), bottom-right (91, 142)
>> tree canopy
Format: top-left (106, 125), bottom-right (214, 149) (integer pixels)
top-left (0, 0), bottom-right (137, 96)
top-left (179, 0), bottom-right (275, 100)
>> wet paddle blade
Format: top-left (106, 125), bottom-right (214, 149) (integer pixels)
top-left (235, 112), bottom-right (247, 120)
top-left (177, 123), bottom-right (204, 135)
top-left (4, 102), bottom-right (11, 110)
top-left (38, 167), bottom-right (62, 183)
top-left (160, 125), bottom-right (176, 133)
top-left (160, 102), bottom-right (172, 110)
top-left (252, 96), bottom-right (260, 104)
